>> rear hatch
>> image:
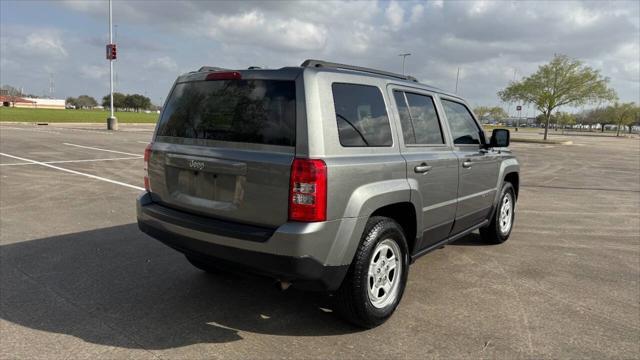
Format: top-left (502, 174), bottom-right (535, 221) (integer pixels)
top-left (148, 71), bottom-right (298, 228)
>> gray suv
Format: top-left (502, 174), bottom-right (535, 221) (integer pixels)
top-left (137, 60), bottom-right (519, 328)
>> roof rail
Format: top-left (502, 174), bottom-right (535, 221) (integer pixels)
top-left (197, 66), bottom-right (230, 72)
top-left (301, 59), bottom-right (418, 82)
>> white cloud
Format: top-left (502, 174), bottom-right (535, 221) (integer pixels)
top-left (80, 65), bottom-right (108, 80)
top-left (385, 1), bottom-right (405, 30)
top-left (410, 4), bottom-right (425, 24)
top-left (23, 33), bottom-right (68, 57)
top-left (431, 0), bottom-right (444, 9)
top-left (145, 56), bottom-right (178, 72)
top-left (569, 7), bottom-right (600, 27)
top-left (205, 10), bottom-right (327, 52)
top-left (4, 0), bottom-right (637, 107)
top-left (468, 1), bottom-right (496, 16)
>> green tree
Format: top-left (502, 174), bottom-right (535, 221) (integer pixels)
top-left (630, 105), bottom-right (640, 134)
top-left (76, 95), bottom-right (98, 109)
top-left (65, 97), bottom-right (78, 109)
top-left (102, 92), bottom-right (127, 111)
top-left (607, 102), bottom-right (638, 136)
top-left (473, 106), bottom-right (492, 121)
top-left (124, 94), bottom-right (152, 112)
top-left (498, 54), bottom-right (617, 140)
top-left (489, 106), bottom-right (508, 120)
top-left (556, 112), bottom-right (576, 134)
top-left (473, 106), bottom-right (507, 123)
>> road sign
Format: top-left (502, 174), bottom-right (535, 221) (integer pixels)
top-left (516, 105), bottom-right (522, 111)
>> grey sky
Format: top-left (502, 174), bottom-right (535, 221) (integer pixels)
top-left (1, 0), bottom-right (638, 114)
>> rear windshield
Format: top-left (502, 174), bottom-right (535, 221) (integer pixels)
top-left (156, 80), bottom-right (296, 146)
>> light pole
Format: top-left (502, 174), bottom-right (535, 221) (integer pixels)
top-left (455, 67), bottom-right (460, 94)
top-left (516, 105), bottom-right (522, 131)
top-left (106, 0), bottom-right (118, 130)
top-left (398, 53), bottom-right (411, 75)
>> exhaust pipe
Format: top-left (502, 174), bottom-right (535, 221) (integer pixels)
top-left (277, 280), bottom-right (291, 291)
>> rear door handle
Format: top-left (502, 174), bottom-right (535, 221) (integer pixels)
top-left (414, 164), bottom-right (433, 174)
top-left (462, 161), bottom-right (473, 169)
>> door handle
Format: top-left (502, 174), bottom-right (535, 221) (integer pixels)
top-left (414, 164), bottom-right (433, 174)
top-left (462, 161), bottom-right (473, 169)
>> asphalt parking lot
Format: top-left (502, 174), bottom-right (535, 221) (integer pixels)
top-left (1, 123), bottom-right (638, 359)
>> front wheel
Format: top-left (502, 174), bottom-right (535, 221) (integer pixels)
top-left (335, 216), bottom-right (409, 328)
top-left (480, 182), bottom-right (516, 244)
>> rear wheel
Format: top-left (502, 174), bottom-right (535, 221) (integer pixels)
top-left (335, 216), bottom-right (409, 328)
top-left (480, 182), bottom-right (516, 244)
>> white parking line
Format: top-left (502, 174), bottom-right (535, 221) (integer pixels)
top-left (0, 126), bottom-right (62, 134)
top-left (0, 156), bottom-right (142, 166)
top-left (63, 143), bottom-right (141, 157)
top-left (0, 152), bottom-right (144, 191)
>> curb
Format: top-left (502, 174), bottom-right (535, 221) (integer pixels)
top-left (511, 138), bottom-right (573, 145)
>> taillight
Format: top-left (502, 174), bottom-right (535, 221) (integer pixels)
top-left (143, 143), bottom-right (152, 191)
top-left (289, 158), bottom-right (327, 222)
top-left (205, 71), bottom-right (241, 81)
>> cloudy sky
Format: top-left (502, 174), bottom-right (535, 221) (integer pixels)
top-left (1, 0), bottom-right (638, 114)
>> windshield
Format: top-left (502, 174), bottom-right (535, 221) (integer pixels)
top-left (156, 79), bottom-right (296, 146)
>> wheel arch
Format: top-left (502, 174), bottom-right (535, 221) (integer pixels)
top-left (330, 180), bottom-right (421, 267)
top-left (504, 171), bottom-right (519, 199)
top-left (370, 202), bottom-right (418, 254)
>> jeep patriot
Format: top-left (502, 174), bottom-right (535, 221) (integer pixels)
top-left (137, 60), bottom-right (520, 327)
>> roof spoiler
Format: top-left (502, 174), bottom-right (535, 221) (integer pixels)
top-left (197, 66), bottom-right (230, 72)
top-left (301, 59), bottom-right (418, 82)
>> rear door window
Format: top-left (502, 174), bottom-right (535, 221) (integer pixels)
top-left (156, 80), bottom-right (296, 146)
top-left (441, 99), bottom-right (482, 145)
top-left (332, 83), bottom-right (392, 147)
top-left (394, 90), bottom-right (444, 145)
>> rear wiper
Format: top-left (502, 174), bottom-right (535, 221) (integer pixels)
top-left (336, 113), bottom-right (369, 146)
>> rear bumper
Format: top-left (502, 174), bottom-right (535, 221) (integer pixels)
top-left (136, 192), bottom-right (349, 291)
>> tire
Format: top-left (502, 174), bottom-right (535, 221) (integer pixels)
top-left (335, 216), bottom-right (409, 328)
top-left (480, 182), bottom-right (516, 244)
top-left (185, 255), bottom-right (226, 274)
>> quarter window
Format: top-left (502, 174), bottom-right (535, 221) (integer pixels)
top-left (393, 91), bottom-right (444, 145)
top-left (332, 83), bottom-right (392, 147)
top-left (441, 99), bottom-right (482, 145)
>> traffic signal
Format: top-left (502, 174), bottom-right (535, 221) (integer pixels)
top-left (106, 44), bottom-right (117, 60)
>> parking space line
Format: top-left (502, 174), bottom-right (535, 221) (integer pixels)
top-left (0, 156), bottom-right (142, 166)
top-left (0, 126), bottom-right (62, 134)
top-left (0, 152), bottom-right (144, 191)
top-left (63, 143), bottom-right (141, 157)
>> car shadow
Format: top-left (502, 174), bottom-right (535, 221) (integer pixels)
top-left (0, 224), bottom-right (359, 350)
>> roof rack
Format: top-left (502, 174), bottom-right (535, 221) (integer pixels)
top-left (301, 59), bottom-right (418, 82)
top-left (197, 66), bottom-right (230, 72)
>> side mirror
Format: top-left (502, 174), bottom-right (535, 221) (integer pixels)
top-left (490, 129), bottom-right (510, 147)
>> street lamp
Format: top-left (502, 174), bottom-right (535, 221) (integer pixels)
top-left (398, 53), bottom-right (411, 75)
top-left (106, 0), bottom-right (118, 130)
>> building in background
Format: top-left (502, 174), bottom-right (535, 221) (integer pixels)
top-left (0, 95), bottom-right (36, 107)
top-left (16, 98), bottom-right (66, 109)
